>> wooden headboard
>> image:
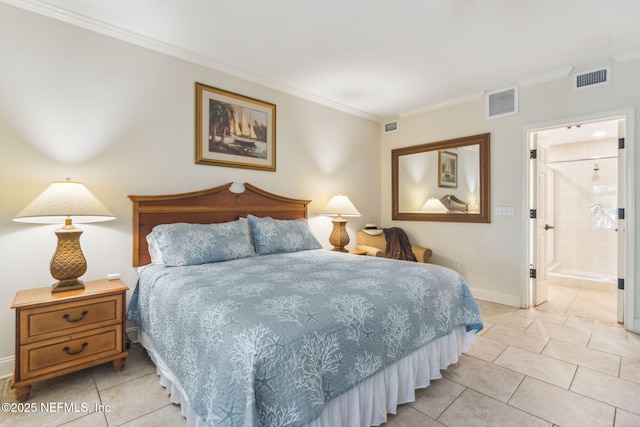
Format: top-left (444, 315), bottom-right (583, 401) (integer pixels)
top-left (440, 194), bottom-right (469, 212)
top-left (128, 182), bottom-right (311, 266)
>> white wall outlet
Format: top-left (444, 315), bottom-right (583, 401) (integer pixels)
top-left (453, 260), bottom-right (460, 269)
top-left (495, 207), bottom-right (515, 216)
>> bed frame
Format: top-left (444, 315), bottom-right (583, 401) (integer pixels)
top-left (128, 182), bottom-right (310, 267)
top-left (440, 194), bottom-right (469, 212)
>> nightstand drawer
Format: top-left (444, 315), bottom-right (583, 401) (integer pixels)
top-left (20, 325), bottom-right (123, 380)
top-left (20, 295), bottom-right (122, 343)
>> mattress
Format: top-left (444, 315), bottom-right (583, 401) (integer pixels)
top-left (128, 249), bottom-right (482, 426)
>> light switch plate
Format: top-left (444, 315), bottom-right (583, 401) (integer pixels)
top-left (495, 207), bottom-right (514, 216)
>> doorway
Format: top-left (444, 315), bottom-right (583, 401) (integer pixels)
top-left (525, 109), bottom-right (634, 329)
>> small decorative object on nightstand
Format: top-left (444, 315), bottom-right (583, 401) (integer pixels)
top-left (322, 193), bottom-right (361, 252)
top-left (11, 279), bottom-right (129, 401)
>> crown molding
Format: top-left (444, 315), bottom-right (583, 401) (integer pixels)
top-left (612, 49), bottom-right (640, 63)
top-left (1, 0), bottom-right (381, 122)
top-left (398, 92), bottom-right (485, 118)
top-left (518, 67), bottom-right (574, 87)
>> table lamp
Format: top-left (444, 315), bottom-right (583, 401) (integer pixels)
top-left (322, 193), bottom-right (361, 252)
top-left (422, 197), bottom-right (449, 212)
top-left (13, 178), bottom-right (115, 293)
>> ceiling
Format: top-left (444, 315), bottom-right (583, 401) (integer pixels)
top-left (6, 0), bottom-right (640, 120)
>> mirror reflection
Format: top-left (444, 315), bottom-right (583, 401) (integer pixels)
top-left (392, 133), bottom-right (490, 223)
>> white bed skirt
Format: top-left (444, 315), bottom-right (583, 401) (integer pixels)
top-left (139, 326), bottom-right (476, 427)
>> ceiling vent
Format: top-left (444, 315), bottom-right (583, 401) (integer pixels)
top-left (383, 120), bottom-right (399, 133)
top-left (573, 66), bottom-right (610, 90)
top-left (486, 86), bottom-right (518, 120)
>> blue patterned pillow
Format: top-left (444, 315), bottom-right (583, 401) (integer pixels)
top-left (152, 219), bottom-right (256, 266)
top-left (247, 214), bottom-right (322, 254)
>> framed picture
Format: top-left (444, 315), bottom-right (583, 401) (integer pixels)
top-left (195, 82), bottom-right (276, 171)
top-left (438, 151), bottom-right (458, 188)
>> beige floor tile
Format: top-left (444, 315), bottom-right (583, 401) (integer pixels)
top-left (526, 319), bottom-right (591, 346)
top-left (571, 367), bottom-right (640, 415)
top-left (481, 323), bottom-right (550, 353)
top-left (620, 357), bottom-right (640, 384)
top-left (475, 299), bottom-right (519, 318)
top-left (509, 376), bottom-right (615, 427)
top-left (59, 410), bottom-right (108, 426)
top-left (542, 339), bottom-right (620, 377)
top-left (565, 289), bottom-right (619, 324)
top-left (476, 320), bottom-right (494, 336)
top-left (408, 377), bottom-right (465, 419)
top-left (589, 333), bottom-right (640, 359)
top-left (615, 409), bottom-right (640, 427)
top-left (482, 312), bottom-right (534, 330)
top-left (441, 354), bottom-right (524, 402)
top-left (464, 334), bottom-right (507, 363)
top-left (100, 373), bottom-right (173, 426)
top-left (92, 346), bottom-right (156, 391)
top-left (567, 305), bottom-right (619, 324)
top-left (513, 307), bottom-right (568, 326)
top-left (0, 370), bottom-right (101, 427)
top-left (439, 388), bottom-right (551, 427)
top-left (383, 404), bottom-right (444, 427)
top-left (119, 403), bottom-right (186, 426)
top-left (535, 300), bottom-right (572, 315)
top-left (564, 316), bottom-right (628, 339)
top-left (494, 346), bottom-right (577, 389)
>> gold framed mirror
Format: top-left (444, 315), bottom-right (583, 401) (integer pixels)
top-left (392, 133), bottom-right (490, 223)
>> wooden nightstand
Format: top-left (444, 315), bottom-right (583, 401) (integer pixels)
top-left (11, 279), bottom-right (129, 401)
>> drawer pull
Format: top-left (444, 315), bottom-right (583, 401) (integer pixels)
top-left (62, 310), bottom-right (88, 323)
top-left (62, 342), bottom-right (88, 355)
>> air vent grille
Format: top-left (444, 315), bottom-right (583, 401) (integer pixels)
top-left (486, 86), bottom-right (518, 119)
top-left (574, 66), bottom-right (610, 90)
top-left (383, 120), bottom-right (398, 133)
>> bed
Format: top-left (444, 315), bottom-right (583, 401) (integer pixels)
top-left (126, 182), bottom-right (483, 427)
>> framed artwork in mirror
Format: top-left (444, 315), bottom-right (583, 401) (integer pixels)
top-left (438, 151), bottom-right (458, 188)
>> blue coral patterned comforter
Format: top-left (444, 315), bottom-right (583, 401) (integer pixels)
top-left (127, 249), bottom-right (482, 427)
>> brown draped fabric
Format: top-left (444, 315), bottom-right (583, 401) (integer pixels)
top-left (383, 227), bottom-right (417, 262)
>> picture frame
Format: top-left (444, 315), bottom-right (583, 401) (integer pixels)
top-left (438, 151), bottom-right (458, 188)
top-left (195, 82), bottom-right (276, 171)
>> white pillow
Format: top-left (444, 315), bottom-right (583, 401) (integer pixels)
top-left (146, 232), bottom-right (164, 264)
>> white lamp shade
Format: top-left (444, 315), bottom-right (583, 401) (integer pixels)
top-left (322, 194), bottom-right (361, 217)
top-left (422, 197), bottom-right (449, 213)
top-left (14, 179), bottom-right (115, 224)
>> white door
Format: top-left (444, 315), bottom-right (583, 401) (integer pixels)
top-left (526, 109), bottom-right (635, 330)
top-left (528, 115), bottom-right (628, 322)
top-left (532, 134), bottom-right (549, 306)
top-left (617, 121), bottom-right (626, 323)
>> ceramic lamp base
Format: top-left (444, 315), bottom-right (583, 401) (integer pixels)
top-left (329, 219), bottom-right (349, 252)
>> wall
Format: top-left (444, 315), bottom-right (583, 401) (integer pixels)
top-left (0, 4), bottom-right (380, 377)
top-left (381, 59), bottom-right (640, 331)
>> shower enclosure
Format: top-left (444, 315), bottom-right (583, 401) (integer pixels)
top-left (546, 138), bottom-right (618, 289)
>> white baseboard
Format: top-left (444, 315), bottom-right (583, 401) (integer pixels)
top-left (470, 286), bottom-right (523, 308)
top-left (0, 356), bottom-right (14, 380)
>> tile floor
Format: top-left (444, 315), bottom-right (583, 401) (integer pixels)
top-left (1, 284), bottom-right (639, 426)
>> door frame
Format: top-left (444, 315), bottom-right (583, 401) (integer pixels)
top-left (523, 107), bottom-right (635, 330)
